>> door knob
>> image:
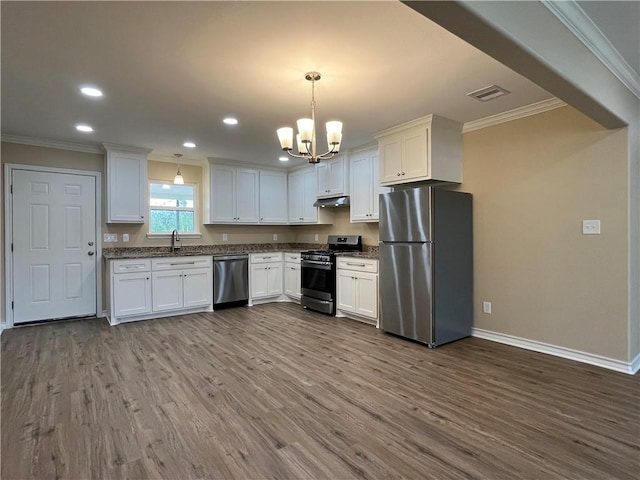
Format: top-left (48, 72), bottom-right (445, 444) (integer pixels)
top-left (88, 241), bottom-right (94, 246)
top-left (88, 251), bottom-right (95, 256)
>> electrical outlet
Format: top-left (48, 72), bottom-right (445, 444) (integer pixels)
top-left (582, 219), bottom-right (601, 235)
top-left (122, 234), bottom-right (129, 242)
top-left (273, 233), bottom-right (278, 241)
top-left (314, 233), bottom-right (319, 242)
top-left (222, 233), bottom-right (228, 241)
top-left (104, 233), bottom-right (117, 243)
top-left (483, 301), bottom-right (492, 314)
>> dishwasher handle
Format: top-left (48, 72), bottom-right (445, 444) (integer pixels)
top-left (213, 254), bottom-right (249, 261)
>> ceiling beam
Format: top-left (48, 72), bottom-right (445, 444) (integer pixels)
top-left (403, 0), bottom-right (632, 129)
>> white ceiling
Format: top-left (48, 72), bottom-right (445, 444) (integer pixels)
top-left (0, 1), bottom-right (633, 169)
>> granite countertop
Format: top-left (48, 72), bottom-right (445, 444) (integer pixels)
top-left (335, 251), bottom-right (379, 260)
top-left (103, 243), bottom-right (324, 260)
top-left (104, 243), bottom-right (379, 260)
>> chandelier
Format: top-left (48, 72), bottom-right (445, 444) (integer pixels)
top-left (276, 72), bottom-right (343, 164)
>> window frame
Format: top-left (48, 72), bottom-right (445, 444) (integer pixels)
top-left (147, 180), bottom-right (201, 238)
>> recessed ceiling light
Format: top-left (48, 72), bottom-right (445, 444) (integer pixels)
top-left (183, 142), bottom-right (196, 148)
top-left (75, 124), bottom-right (94, 133)
top-left (223, 117), bottom-right (238, 125)
top-left (279, 156), bottom-right (289, 162)
top-left (80, 86), bottom-right (103, 97)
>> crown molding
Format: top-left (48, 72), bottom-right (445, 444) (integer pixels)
top-left (148, 152), bottom-right (205, 166)
top-left (462, 98), bottom-right (566, 133)
top-left (541, 0), bottom-right (640, 99)
top-left (1, 134), bottom-right (104, 154)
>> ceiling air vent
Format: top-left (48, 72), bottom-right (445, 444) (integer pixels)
top-left (467, 85), bottom-right (510, 102)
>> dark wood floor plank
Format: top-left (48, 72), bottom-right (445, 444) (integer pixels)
top-left (2, 303), bottom-right (639, 479)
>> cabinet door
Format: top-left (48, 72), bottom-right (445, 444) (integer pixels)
top-left (301, 168), bottom-right (318, 222)
top-left (316, 162), bottom-right (331, 196)
top-left (402, 126), bottom-right (429, 181)
top-left (336, 270), bottom-right (357, 313)
top-left (152, 271), bottom-right (184, 312)
top-left (259, 170), bottom-right (288, 223)
top-left (284, 263), bottom-right (299, 297)
top-left (371, 154), bottom-right (390, 220)
top-left (328, 156), bottom-right (346, 195)
top-left (355, 272), bottom-right (378, 319)
top-left (250, 264), bottom-right (269, 299)
top-left (107, 151), bottom-right (147, 223)
top-left (267, 263), bottom-right (283, 296)
top-left (288, 171), bottom-right (303, 222)
top-left (379, 134), bottom-right (403, 185)
top-left (210, 165), bottom-right (236, 223)
top-left (350, 153), bottom-right (373, 222)
top-left (113, 273), bottom-right (151, 317)
top-left (183, 268), bottom-right (212, 308)
top-left (235, 168), bottom-right (259, 223)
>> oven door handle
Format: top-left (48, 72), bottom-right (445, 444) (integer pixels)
top-left (302, 260), bottom-right (333, 270)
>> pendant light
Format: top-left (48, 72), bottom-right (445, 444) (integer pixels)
top-left (276, 72), bottom-right (343, 164)
top-left (173, 154), bottom-right (184, 185)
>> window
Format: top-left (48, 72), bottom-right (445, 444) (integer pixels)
top-left (149, 182), bottom-right (197, 233)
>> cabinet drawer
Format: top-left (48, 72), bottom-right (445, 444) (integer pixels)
top-left (151, 256), bottom-right (212, 271)
top-left (250, 252), bottom-right (283, 264)
top-left (112, 259), bottom-right (151, 274)
top-left (284, 252), bottom-right (301, 264)
top-left (336, 257), bottom-right (378, 273)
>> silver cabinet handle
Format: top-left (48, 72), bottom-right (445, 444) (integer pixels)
top-left (346, 262), bottom-right (366, 267)
top-left (397, 172), bottom-right (401, 176)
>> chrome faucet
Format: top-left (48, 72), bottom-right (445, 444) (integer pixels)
top-left (171, 229), bottom-right (181, 253)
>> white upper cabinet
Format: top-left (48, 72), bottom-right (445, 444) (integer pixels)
top-left (288, 165), bottom-right (318, 224)
top-left (349, 148), bottom-right (390, 223)
top-left (259, 170), bottom-right (288, 224)
top-left (104, 144), bottom-right (151, 223)
top-left (375, 114), bottom-right (463, 186)
top-left (208, 163), bottom-right (259, 224)
top-left (316, 155), bottom-right (348, 198)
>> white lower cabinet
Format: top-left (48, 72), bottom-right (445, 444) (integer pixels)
top-left (113, 271), bottom-right (152, 318)
top-left (108, 256), bottom-right (212, 325)
top-left (250, 252), bottom-right (284, 302)
top-left (151, 267), bottom-right (212, 312)
top-left (336, 257), bottom-right (378, 324)
top-left (283, 252), bottom-right (302, 301)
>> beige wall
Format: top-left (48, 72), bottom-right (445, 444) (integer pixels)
top-left (457, 106), bottom-right (629, 360)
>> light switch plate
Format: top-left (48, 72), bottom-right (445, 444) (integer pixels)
top-left (273, 233), bottom-right (278, 241)
top-left (314, 233), bottom-right (319, 241)
top-left (122, 234), bottom-right (129, 242)
top-left (104, 233), bottom-right (117, 243)
top-left (482, 301), bottom-right (492, 314)
top-left (222, 233), bottom-right (228, 241)
top-left (582, 220), bottom-right (601, 235)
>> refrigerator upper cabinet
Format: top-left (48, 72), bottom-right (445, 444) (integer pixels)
top-left (379, 188), bottom-right (432, 242)
top-left (379, 242), bottom-right (433, 343)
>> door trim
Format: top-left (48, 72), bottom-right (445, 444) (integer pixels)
top-left (3, 163), bottom-right (103, 328)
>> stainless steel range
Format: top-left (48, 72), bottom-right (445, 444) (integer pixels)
top-left (301, 235), bottom-right (362, 315)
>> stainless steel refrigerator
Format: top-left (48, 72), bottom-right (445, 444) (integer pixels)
top-left (379, 186), bottom-right (473, 347)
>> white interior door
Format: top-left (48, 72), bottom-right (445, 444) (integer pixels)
top-left (12, 169), bottom-right (97, 323)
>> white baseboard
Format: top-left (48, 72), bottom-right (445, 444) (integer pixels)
top-left (472, 328), bottom-right (639, 375)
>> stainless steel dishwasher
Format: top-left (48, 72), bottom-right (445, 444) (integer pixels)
top-left (213, 254), bottom-right (249, 308)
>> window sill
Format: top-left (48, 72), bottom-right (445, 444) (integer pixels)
top-left (146, 232), bottom-right (202, 239)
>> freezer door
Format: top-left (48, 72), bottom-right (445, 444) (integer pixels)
top-left (379, 187), bottom-right (432, 243)
top-left (379, 242), bottom-right (433, 344)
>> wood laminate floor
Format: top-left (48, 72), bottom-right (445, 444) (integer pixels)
top-left (2, 303), bottom-right (639, 479)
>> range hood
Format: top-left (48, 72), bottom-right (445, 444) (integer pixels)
top-left (313, 196), bottom-right (350, 208)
